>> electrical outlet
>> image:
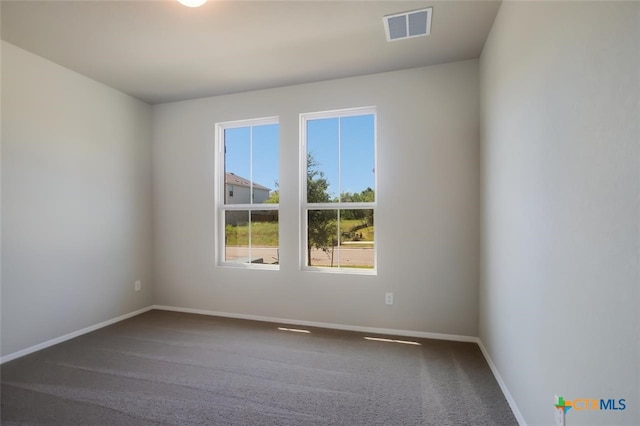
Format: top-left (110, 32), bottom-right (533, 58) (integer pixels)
top-left (135, 280), bottom-right (141, 292)
top-left (385, 292), bottom-right (394, 305)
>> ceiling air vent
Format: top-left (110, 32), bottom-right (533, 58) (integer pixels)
top-left (384, 7), bottom-right (432, 42)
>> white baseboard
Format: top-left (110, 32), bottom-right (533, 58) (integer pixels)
top-left (477, 339), bottom-right (528, 426)
top-left (151, 304), bottom-right (479, 342)
top-left (0, 306), bottom-right (154, 364)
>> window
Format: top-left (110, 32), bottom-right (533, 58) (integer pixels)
top-left (300, 107), bottom-right (376, 273)
top-left (216, 117), bottom-right (279, 268)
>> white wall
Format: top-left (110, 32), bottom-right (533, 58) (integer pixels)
top-left (480, 2), bottom-right (639, 425)
top-left (152, 60), bottom-right (480, 336)
top-left (1, 42), bottom-right (153, 356)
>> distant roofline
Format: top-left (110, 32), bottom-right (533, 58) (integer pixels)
top-left (225, 172), bottom-right (271, 191)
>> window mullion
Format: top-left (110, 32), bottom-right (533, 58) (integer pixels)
top-left (249, 125), bottom-right (254, 206)
top-left (337, 117), bottom-right (342, 203)
top-left (336, 209), bottom-right (341, 268)
top-left (249, 125), bottom-right (253, 260)
top-left (306, 202), bottom-right (374, 210)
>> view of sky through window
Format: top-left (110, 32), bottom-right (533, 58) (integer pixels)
top-left (225, 123), bottom-right (279, 194)
top-left (307, 114), bottom-right (375, 200)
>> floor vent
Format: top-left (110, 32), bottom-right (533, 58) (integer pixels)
top-left (384, 7), bottom-right (432, 42)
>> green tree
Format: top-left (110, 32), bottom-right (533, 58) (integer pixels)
top-left (338, 188), bottom-right (375, 224)
top-left (307, 154), bottom-right (337, 265)
top-left (265, 180), bottom-right (279, 204)
top-left (360, 187), bottom-right (375, 225)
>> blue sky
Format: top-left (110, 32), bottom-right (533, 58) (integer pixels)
top-left (307, 114), bottom-right (375, 199)
top-left (224, 114), bottom-right (375, 199)
top-left (225, 124), bottom-right (279, 191)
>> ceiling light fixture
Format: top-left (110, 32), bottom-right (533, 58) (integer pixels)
top-left (177, 0), bottom-right (207, 7)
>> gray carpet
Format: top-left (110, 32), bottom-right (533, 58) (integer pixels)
top-left (1, 310), bottom-right (517, 425)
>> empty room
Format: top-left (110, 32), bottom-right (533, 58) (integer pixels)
top-left (1, 1), bottom-right (638, 425)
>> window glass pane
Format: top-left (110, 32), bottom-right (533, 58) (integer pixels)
top-left (307, 118), bottom-right (338, 202)
top-left (225, 127), bottom-right (251, 205)
top-left (339, 209), bottom-right (374, 269)
top-left (301, 108), bottom-right (376, 273)
top-left (219, 119), bottom-right (279, 268)
top-left (307, 209), bottom-right (338, 267)
top-left (250, 210), bottom-right (279, 265)
top-left (340, 115), bottom-right (375, 202)
top-left (252, 124), bottom-right (279, 204)
top-left (225, 210), bottom-right (250, 263)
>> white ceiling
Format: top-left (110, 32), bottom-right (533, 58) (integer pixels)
top-left (1, 0), bottom-right (501, 104)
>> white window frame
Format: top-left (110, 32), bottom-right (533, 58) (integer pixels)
top-left (215, 116), bottom-right (279, 270)
top-left (299, 106), bottom-right (377, 274)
